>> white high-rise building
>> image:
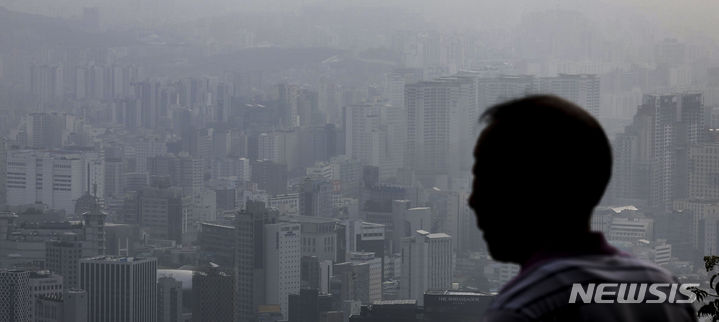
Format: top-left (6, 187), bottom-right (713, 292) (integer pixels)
top-left (344, 104), bottom-right (383, 167)
top-left (132, 135), bottom-right (166, 173)
top-left (349, 252), bottom-right (383, 303)
top-left (6, 150), bottom-right (104, 213)
top-left (79, 256), bottom-right (157, 322)
top-left (258, 132), bottom-right (282, 163)
top-left (405, 76), bottom-right (476, 179)
top-left (400, 230), bottom-right (453, 305)
top-left (258, 130), bottom-right (299, 170)
top-left (538, 74), bottom-right (600, 117)
top-left (385, 68), bottom-right (424, 110)
top-left (264, 222), bottom-right (301, 319)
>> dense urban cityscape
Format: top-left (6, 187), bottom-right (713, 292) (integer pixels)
top-left (1, 0), bottom-right (719, 321)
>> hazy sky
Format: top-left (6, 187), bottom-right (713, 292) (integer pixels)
top-left (1, 0), bottom-right (718, 43)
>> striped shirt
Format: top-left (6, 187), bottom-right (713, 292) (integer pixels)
top-left (484, 254), bottom-right (697, 322)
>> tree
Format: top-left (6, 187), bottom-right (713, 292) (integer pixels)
top-left (689, 256), bottom-right (719, 321)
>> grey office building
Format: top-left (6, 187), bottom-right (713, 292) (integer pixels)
top-left (80, 256), bottom-right (157, 322)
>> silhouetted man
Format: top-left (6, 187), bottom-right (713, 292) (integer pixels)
top-left (469, 95), bottom-right (696, 321)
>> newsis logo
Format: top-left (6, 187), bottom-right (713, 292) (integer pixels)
top-left (568, 283), bottom-right (700, 304)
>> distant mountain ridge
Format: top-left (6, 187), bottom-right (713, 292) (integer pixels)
top-left (0, 6), bottom-right (135, 52)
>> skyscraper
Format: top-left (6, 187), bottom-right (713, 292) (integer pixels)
top-left (400, 230), bottom-right (453, 305)
top-left (344, 104), bottom-right (383, 167)
top-left (82, 206), bottom-right (107, 257)
top-left (0, 269), bottom-right (31, 322)
top-left (538, 74), bottom-right (600, 117)
top-left (688, 143), bottom-right (719, 200)
top-left (234, 201), bottom-right (278, 322)
top-left (79, 256), bottom-right (157, 322)
top-left (157, 276), bottom-right (183, 322)
top-left (35, 288), bottom-right (89, 322)
top-left (29, 271), bottom-right (63, 322)
top-left (405, 76), bottom-right (476, 180)
top-left (264, 222), bottom-right (301, 319)
top-left (25, 112), bottom-right (78, 149)
top-left (192, 264), bottom-right (234, 322)
top-left (0, 137), bottom-right (6, 206)
top-left (46, 238), bottom-right (87, 289)
top-left (299, 177), bottom-right (333, 217)
top-left (251, 159), bottom-right (288, 196)
top-left (122, 187), bottom-right (191, 243)
top-left (647, 93), bottom-right (703, 210)
top-left (609, 93), bottom-right (704, 210)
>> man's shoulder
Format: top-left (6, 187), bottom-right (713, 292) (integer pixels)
top-left (494, 254), bottom-right (675, 306)
top-left (486, 254), bottom-right (695, 321)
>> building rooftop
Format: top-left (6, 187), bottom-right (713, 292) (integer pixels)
top-left (81, 256), bottom-right (154, 263)
top-left (200, 222), bottom-right (234, 229)
top-left (281, 215), bottom-right (341, 224)
top-left (425, 290), bottom-right (492, 296)
top-left (371, 299), bottom-right (416, 305)
top-left (157, 269), bottom-right (194, 289)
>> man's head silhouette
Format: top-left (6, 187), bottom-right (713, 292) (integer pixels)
top-left (468, 95), bottom-right (612, 264)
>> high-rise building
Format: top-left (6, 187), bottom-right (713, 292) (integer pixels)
top-left (349, 299), bottom-right (418, 322)
top-left (288, 289), bottom-right (333, 322)
top-left (647, 93), bottom-right (703, 210)
top-left (46, 239), bottom-right (87, 289)
top-left (688, 143), bottom-right (719, 200)
top-left (330, 155), bottom-right (362, 198)
top-left (147, 154), bottom-right (202, 192)
top-left (344, 104), bottom-right (383, 168)
top-left (423, 290), bottom-right (494, 322)
top-left (82, 206), bottom-right (107, 256)
top-left (405, 76), bottom-right (476, 179)
top-left (291, 216), bottom-right (342, 262)
top-left (391, 207), bottom-right (431, 254)
top-left (198, 223), bottom-right (235, 267)
top-left (122, 187), bottom-right (191, 243)
top-left (349, 252), bottom-right (383, 303)
top-left (333, 256), bottom-right (381, 305)
top-left (472, 74), bottom-right (536, 111)
top-left (346, 220), bottom-right (386, 280)
top-left (192, 264), bottom-right (234, 322)
top-left (278, 84), bottom-right (300, 128)
top-left (6, 150), bottom-right (104, 213)
top-left (299, 177), bottom-right (334, 217)
top-left (29, 271), bottom-right (63, 321)
top-left (25, 112), bottom-right (80, 149)
top-left (30, 66), bottom-right (64, 109)
top-left (0, 137), bottom-right (7, 206)
top-left (79, 256), bottom-right (157, 322)
top-left (257, 130), bottom-right (300, 172)
top-left (64, 288), bottom-right (89, 322)
top-left (234, 201), bottom-right (278, 322)
top-left (157, 276), bottom-right (183, 322)
top-left (251, 160), bottom-right (288, 196)
top-left (400, 230), bottom-right (453, 305)
top-left (538, 74), bottom-right (600, 117)
top-left (37, 288), bottom-right (89, 322)
top-left (264, 222), bottom-right (301, 319)
top-left (610, 93), bottom-right (703, 210)
top-left (269, 193), bottom-right (300, 216)
top-left (0, 269), bottom-right (31, 322)
top-left (386, 68), bottom-right (424, 111)
top-left (300, 256), bottom-right (332, 294)
top-left (35, 288), bottom-right (88, 322)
